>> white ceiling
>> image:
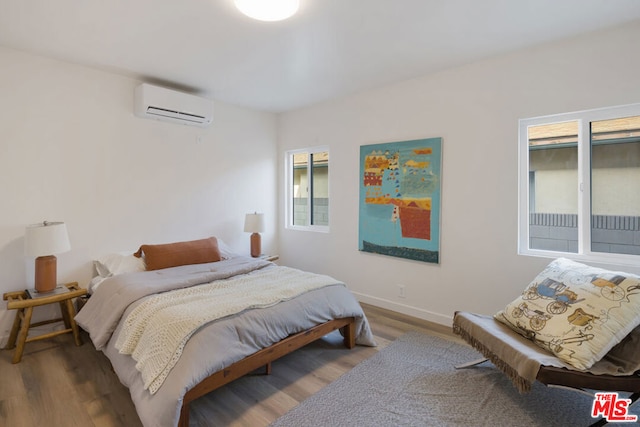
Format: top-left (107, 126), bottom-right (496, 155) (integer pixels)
top-left (2, 0), bottom-right (640, 113)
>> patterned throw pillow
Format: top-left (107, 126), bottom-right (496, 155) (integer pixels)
top-left (495, 258), bottom-right (640, 370)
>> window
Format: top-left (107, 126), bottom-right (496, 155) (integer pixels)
top-left (285, 147), bottom-right (329, 231)
top-left (519, 103), bottom-right (640, 265)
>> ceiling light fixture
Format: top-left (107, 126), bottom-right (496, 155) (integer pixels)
top-left (234, 0), bottom-right (299, 22)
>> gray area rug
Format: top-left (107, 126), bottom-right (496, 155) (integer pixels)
top-left (271, 331), bottom-right (639, 426)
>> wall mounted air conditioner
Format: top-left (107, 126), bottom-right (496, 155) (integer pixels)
top-left (134, 83), bottom-right (213, 127)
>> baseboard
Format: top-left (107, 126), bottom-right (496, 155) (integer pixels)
top-left (352, 292), bottom-right (453, 326)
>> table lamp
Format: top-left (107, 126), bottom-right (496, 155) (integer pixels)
top-left (25, 221), bottom-right (71, 293)
top-left (244, 213), bottom-right (265, 257)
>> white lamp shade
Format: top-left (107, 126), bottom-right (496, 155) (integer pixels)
top-left (244, 213), bottom-right (265, 233)
top-left (234, 0), bottom-right (299, 22)
top-left (25, 221), bottom-right (71, 257)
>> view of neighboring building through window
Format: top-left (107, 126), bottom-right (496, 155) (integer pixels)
top-left (520, 104), bottom-right (640, 262)
top-left (286, 148), bottom-right (329, 230)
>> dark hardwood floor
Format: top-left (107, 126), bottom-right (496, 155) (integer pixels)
top-left (0, 303), bottom-right (460, 427)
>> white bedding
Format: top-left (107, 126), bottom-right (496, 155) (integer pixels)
top-left (76, 256), bottom-right (375, 427)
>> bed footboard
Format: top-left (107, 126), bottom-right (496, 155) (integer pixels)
top-left (178, 316), bottom-right (356, 427)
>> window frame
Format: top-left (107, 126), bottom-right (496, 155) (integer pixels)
top-left (284, 146), bottom-right (330, 233)
top-left (518, 102), bottom-right (640, 268)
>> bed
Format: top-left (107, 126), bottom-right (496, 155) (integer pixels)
top-left (75, 238), bottom-right (375, 427)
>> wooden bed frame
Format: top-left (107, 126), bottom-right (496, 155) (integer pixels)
top-left (177, 316), bottom-right (356, 427)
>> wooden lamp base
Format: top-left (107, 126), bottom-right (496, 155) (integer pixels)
top-left (34, 255), bottom-right (57, 293)
top-left (250, 232), bottom-right (261, 258)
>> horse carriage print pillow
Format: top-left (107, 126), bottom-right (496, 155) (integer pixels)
top-left (495, 258), bottom-right (640, 370)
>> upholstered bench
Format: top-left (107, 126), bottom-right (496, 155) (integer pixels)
top-left (452, 258), bottom-right (640, 426)
top-left (453, 311), bottom-right (640, 396)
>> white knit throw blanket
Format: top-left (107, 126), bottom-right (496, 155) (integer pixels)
top-left (115, 266), bottom-right (341, 394)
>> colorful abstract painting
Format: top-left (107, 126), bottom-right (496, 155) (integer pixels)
top-left (359, 137), bottom-right (442, 263)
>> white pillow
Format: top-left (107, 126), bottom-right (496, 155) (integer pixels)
top-left (217, 239), bottom-right (239, 259)
top-left (94, 252), bottom-right (146, 278)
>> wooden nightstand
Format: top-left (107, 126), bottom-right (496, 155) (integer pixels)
top-left (3, 282), bottom-right (86, 363)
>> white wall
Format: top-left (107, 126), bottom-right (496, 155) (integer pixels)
top-left (0, 46), bottom-right (278, 342)
top-left (277, 21), bottom-right (640, 325)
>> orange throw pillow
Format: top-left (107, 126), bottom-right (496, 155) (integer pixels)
top-left (134, 237), bottom-right (221, 271)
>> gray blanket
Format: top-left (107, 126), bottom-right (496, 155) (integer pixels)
top-left (76, 256), bottom-right (375, 427)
